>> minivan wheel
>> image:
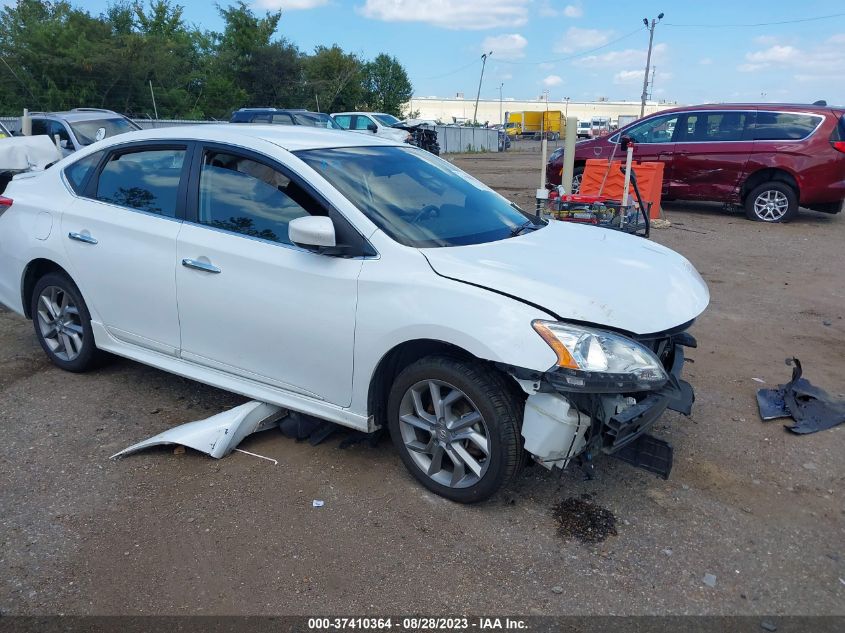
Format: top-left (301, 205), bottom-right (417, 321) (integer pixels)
top-left (744, 182), bottom-right (798, 223)
top-left (387, 356), bottom-right (525, 503)
top-left (31, 272), bottom-right (100, 372)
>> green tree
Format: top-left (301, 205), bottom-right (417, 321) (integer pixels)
top-left (364, 53), bottom-right (412, 117)
top-left (304, 45), bottom-right (364, 112)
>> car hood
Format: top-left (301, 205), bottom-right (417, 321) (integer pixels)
top-left (420, 221), bottom-right (709, 335)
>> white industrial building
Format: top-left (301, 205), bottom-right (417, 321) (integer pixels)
top-left (406, 96), bottom-right (680, 126)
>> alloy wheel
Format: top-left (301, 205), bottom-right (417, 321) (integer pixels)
top-left (36, 285), bottom-right (84, 361)
top-left (753, 189), bottom-right (789, 221)
top-left (398, 379), bottom-right (491, 489)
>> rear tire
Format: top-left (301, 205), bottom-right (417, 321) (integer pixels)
top-left (387, 356), bottom-right (525, 503)
top-left (30, 272), bottom-right (101, 372)
top-left (744, 181), bottom-right (798, 223)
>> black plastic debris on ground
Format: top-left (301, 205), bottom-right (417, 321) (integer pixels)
top-left (279, 411), bottom-right (384, 448)
top-left (756, 357), bottom-right (845, 434)
top-left (553, 494), bottom-right (618, 544)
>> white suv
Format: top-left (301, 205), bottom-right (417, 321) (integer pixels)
top-left (331, 112), bottom-right (410, 144)
top-left (0, 124), bottom-right (708, 502)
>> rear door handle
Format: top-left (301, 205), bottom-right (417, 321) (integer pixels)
top-left (182, 258), bottom-right (221, 274)
top-left (68, 232), bottom-right (98, 245)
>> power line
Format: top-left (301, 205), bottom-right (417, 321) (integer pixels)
top-left (664, 12), bottom-right (845, 27)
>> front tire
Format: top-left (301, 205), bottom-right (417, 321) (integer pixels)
top-left (744, 181), bottom-right (798, 223)
top-left (387, 356), bottom-right (525, 503)
top-left (31, 272), bottom-right (100, 372)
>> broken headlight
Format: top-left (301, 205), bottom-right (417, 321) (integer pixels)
top-left (532, 320), bottom-right (669, 393)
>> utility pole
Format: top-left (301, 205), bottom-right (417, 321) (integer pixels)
top-left (499, 82), bottom-right (504, 126)
top-left (640, 12), bottom-right (663, 118)
top-left (564, 96), bottom-right (570, 118)
top-left (149, 80), bottom-right (158, 120)
top-left (648, 66), bottom-right (656, 100)
top-left (473, 51), bottom-right (492, 126)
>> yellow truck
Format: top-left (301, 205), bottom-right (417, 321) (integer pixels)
top-left (506, 110), bottom-right (564, 140)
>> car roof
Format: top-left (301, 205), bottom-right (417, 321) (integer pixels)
top-left (331, 112), bottom-right (391, 117)
top-left (87, 123), bottom-right (403, 152)
top-left (236, 108), bottom-right (309, 113)
top-left (31, 110), bottom-right (127, 122)
top-left (649, 102), bottom-right (842, 116)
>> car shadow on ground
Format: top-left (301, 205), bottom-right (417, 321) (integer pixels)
top-left (661, 200), bottom-right (840, 225)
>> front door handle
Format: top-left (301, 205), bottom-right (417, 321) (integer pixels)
top-left (68, 231), bottom-right (98, 245)
top-left (182, 258), bottom-right (221, 274)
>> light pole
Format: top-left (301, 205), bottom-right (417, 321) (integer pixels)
top-left (499, 82), bottom-right (504, 126)
top-left (473, 51), bottom-right (492, 126)
top-left (640, 12), bottom-right (663, 118)
top-left (564, 96), bottom-right (570, 118)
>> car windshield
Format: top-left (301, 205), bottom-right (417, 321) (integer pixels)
top-left (374, 114), bottom-right (400, 127)
top-left (297, 146), bottom-right (539, 248)
top-left (291, 112), bottom-right (342, 129)
top-left (69, 117), bottom-right (138, 146)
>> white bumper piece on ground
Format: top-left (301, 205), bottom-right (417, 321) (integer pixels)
top-left (110, 401), bottom-right (287, 460)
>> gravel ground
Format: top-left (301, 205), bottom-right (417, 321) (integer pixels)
top-left (1, 151), bottom-right (843, 616)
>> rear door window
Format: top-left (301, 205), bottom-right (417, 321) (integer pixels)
top-left (333, 115), bottom-right (352, 129)
top-left (681, 111), bottom-right (750, 142)
top-left (95, 147), bottom-right (187, 217)
top-left (752, 112), bottom-right (822, 140)
top-left (271, 113), bottom-right (294, 125)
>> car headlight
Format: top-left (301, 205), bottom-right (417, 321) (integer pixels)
top-left (532, 320), bottom-right (668, 392)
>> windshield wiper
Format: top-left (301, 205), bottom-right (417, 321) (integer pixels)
top-left (510, 220), bottom-right (541, 237)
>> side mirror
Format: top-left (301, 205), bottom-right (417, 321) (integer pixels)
top-left (367, 122), bottom-right (378, 133)
top-left (289, 216), bottom-right (336, 250)
top-left (620, 135), bottom-right (632, 151)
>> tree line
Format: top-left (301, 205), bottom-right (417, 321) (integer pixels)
top-left (0, 0), bottom-right (414, 120)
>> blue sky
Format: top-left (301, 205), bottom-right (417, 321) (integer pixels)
top-left (80, 0), bottom-right (845, 105)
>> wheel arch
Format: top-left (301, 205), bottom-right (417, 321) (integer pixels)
top-left (367, 338), bottom-right (509, 431)
top-left (21, 258), bottom-right (73, 319)
top-left (741, 167), bottom-right (799, 203)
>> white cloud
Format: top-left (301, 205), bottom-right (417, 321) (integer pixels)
top-left (581, 43), bottom-right (667, 67)
top-left (482, 33), bottom-right (527, 59)
top-left (614, 69), bottom-right (672, 85)
top-left (554, 27), bottom-right (613, 53)
top-left (563, 4), bottom-right (583, 18)
top-left (737, 36), bottom-right (845, 79)
top-left (613, 69), bottom-right (644, 84)
top-left (542, 74), bottom-right (563, 86)
top-left (539, 62), bottom-right (555, 70)
top-left (359, 0), bottom-right (529, 30)
top-left (699, 57), bottom-right (712, 65)
top-left (255, 0), bottom-right (328, 8)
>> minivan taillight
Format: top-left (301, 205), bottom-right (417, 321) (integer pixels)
top-left (0, 196), bottom-right (12, 216)
top-left (831, 115), bottom-right (845, 153)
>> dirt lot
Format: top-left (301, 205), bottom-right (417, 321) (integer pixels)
top-left (1, 151), bottom-right (843, 616)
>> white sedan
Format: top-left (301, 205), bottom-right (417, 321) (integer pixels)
top-left (0, 125), bottom-right (708, 502)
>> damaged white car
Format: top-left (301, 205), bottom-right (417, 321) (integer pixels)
top-left (0, 125), bottom-right (708, 503)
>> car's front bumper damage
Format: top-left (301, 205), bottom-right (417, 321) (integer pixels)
top-left (515, 328), bottom-right (697, 480)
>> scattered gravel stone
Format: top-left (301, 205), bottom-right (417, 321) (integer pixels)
top-left (760, 620), bottom-right (777, 632)
top-left (802, 462), bottom-right (817, 470)
top-left (551, 586), bottom-right (563, 594)
top-left (702, 573), bottom-right (717, 588)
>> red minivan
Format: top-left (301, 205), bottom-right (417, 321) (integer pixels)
top-left (546, 103), bottom-right (845, 222)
